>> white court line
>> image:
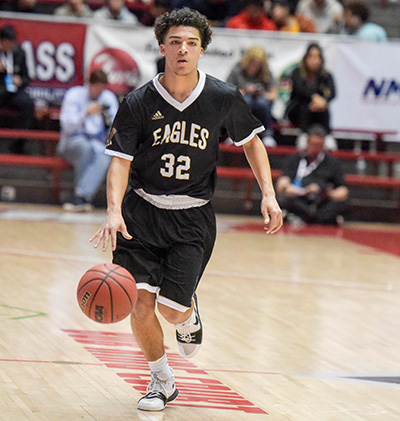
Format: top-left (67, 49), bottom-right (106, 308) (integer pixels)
top-left (206, 270), bottom-right (397, 292)
top-left (0, 247), bottom-right (396, 292)
top-left (0, 247), bottom-right (104, 265)
top-left (0, 209), bottom-right (106, 224)
top-left (291, 372), bottom-right (400, 386)
top-left (0, 208), bottom-right (248, 231)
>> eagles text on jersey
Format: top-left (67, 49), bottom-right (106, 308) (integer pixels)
top-left (106, 70), bottom-right (264, 201)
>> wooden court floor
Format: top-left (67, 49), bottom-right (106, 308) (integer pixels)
top-left (1, 203), bottom-right (400, 420)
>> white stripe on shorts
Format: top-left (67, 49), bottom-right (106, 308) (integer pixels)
top-left (157, 295), bottom-right (191, 312)
top-left (136, 283), bottom-right (160, 295)
top-left (136, 284), bottom-right (190, 312)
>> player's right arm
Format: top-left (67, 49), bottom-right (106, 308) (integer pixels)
top-left (90, 156), bottom-right (132, 252)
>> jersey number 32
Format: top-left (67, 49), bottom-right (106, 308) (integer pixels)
top-left (160, 153), bottom-right (191, 180)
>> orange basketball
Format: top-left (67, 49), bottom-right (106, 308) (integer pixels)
top-left (77, 263), bottom-right (137, 324)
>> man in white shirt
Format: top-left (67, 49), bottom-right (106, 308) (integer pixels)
top-left (296, 0), bottom-right (343, 33)
top-left (93, 0), bottom-right (141, 24)
top-left (57, 69), bottom-right (119, 212)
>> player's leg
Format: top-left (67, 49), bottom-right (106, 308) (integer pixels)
top-left (131, 289), bottom-right (164, 361)
top-left (158, 244), bottom-right (204, 359)
top-left (112, 210), bottom-right (178, 412)
top-left (158, 202), bottom-right (217, 358)
top-left (130, 289), bottom-right (178, 411)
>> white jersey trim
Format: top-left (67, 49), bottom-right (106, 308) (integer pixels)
top-left (153, 70), bottom-right (206, 112)
top-left (105, 149), bottom-right (134, 161)
top-left (134, 188), bottom-right (209, 210)
top-left (234, 126), bottom-right (265, 146)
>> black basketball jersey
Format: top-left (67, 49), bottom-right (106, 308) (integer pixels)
top-left (106, 70), bottom-right (264, 200)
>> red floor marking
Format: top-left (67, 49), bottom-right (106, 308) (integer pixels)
top-left (62, 329), bottom-right (268, 415)
top-left (235, 223), bottom-right (400, 258)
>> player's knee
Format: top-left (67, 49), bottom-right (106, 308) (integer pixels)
top-left (157, 303), bottom-right (189, 324)
top-left (131, 290), bottom-right (156, 322)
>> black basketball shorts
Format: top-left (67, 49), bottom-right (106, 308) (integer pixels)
top-left (113, 190), bottom-right (216, 311)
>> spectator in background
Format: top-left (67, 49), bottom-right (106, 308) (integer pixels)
top-left (93, 0), bottom-right (141, 24)
top-left (0, 0), bottom-right (43, 13)
top-left (271, 0), bottom-right (316, 33)
top-left (140, 0), bottom-right (171, 26)
top-left (276, 124), bottom-right (349, 225)
top-left (54, 0), bottom-right (93, 17)
top-left (57, 69), bottom-right (119, 212)
top-left (343, 0), bottom-right (387, 42)
top-left (171, 0), bottom-right (244, 27)
top-left (0, 25), bottom-right (35, 154)
top-left (227, 45), bottom-right (277, 146)
top-left (225, 0), bottom-right (277, 31)
top-left (296, 0), bottom-right (344, 34)
top-left (285, 42), bottom-right (337, 150)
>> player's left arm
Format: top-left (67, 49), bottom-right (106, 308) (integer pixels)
top-left (243, 135), bottom-right (283, 234)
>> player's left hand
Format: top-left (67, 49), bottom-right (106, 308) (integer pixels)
top-left (261, 195), bottom-right (283, 235)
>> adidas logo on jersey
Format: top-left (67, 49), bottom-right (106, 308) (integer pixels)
top-left (152, 110), bottom-right (164, 120)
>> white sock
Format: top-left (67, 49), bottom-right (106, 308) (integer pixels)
top-left (148, 353), bottom-right (170, 375)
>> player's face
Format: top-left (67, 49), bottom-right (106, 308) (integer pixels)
top-left (160, 26), bottom-right (204, 77)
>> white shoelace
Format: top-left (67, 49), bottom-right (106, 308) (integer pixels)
top-left (147, 373), bottom-right (169, 396)
top-left (176, 323), bottom-right (194, 343)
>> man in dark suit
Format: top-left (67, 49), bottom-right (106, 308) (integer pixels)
top-left (0, 25), bottom-right (35, 153)
top-left (276, 124), bottom-right (349, 225)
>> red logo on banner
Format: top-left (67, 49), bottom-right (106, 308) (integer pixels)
top-left (89, 48), bottom-right (140, 97)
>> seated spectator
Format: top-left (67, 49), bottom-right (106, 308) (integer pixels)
top-left (0, 0), bottom-right (43, 13)
top-left (271, 0), bottom-right (316, 33)
top-left (227, 45), bottom-right (277, 146)
top-left (0, 25), bottom-right (35, 154)
top-left (276, 124), bottom-right (349, 225)
top-left (284, 42), bottom-right (337, 149)
top-left (54, 0), bottom-right (93, 18)
top-left (343, 0), bottom-right (387, 42)
top-left (93, 0), bottom-right (141, 24)
top-left (296, 0), bottom-right (343, 34)
top-left (171, 0), bottom-right (244, 27)
top-left (225, 0), bottom-right (277, 31)
top-left (57, 69), bottom-right (120, 212)
top-left (140, 0), bottom-right (171, 26)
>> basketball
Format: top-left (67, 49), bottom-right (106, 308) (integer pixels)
top-left (77, 263), bottom-right (138, 324)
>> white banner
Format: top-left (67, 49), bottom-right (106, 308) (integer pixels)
top-left (85, 23), bottom-right (158, 98)
top-left (330, 41), bottom-right (400, 134)
top-left (84, 23), bottom-right (400, 136)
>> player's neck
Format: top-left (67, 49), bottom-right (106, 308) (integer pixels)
top-left (159, 70), bottom-right (199, 103)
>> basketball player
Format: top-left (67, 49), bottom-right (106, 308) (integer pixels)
top-left (90, 8), bottom-right (282, 412)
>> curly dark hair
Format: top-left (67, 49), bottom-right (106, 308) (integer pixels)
top-left (154, 8), bottom-right (212, 51)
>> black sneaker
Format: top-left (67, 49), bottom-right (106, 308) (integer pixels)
top-left (62, 195), bottom-right (93, 213)
top-left (137, 369), bottom-right (178, 411)
top-left (175, 293), bottom-right (203, 358)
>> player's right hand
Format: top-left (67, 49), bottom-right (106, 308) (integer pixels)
top-left (89, 212), bottom-right (132, 252)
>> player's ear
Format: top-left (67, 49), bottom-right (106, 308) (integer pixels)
top-left (199, 48), bottom-right (204, 58)
top-left (160, 44), bottom-right (166, 56)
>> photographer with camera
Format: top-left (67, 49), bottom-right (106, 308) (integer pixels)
top-left (57, 69), bottom-right (119, 212)
top-left (276, 124), bottom-right (349, 225)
